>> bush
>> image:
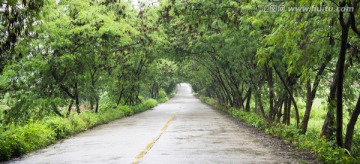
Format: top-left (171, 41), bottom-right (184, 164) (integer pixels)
top-left (110, 109), bottom-right (125, 120)
top-left (68, 114), bottom-right (87, 133)
top-left (157, 97), bottom-right (168, 103)
top-left (157, 89), bottom-right (170, 103)
top-left (228, 108), bottom-right (268, 130)
top-left (22, 122), bottom-right (56, 150)
top-left (144, 99), bottom-right (158, 109)
top-left (132, 99), bottom-right (158, 113)
top-left (98, 108), bottom-right (125, 122)
top-left (43, 116), bottom-right (72, 139)
top-left (0, 122), bottom-right (56, 161)
top-left (79, 111), bottom-right (99, 127)
top-left (0, 126), bottom-right (27, 159)
top-left (158, 89), bottom-right (167, 99)
top-left (118, 105), bottom-right (133, 116)
top-left (0, 137), bottom-right (12, 160)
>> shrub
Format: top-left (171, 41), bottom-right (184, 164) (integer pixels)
top-left (157, 97), bottom-right (168, 103)
top-left (111, 109), bottom-right (125, 120)
top-left (228, 108), bottom-right (268, 130)
top-left (43, 116), bottom-right (72, 139)
top-left (132, 104), bottom-right (144, 113)
top-left (0, 137), bottom-right (12, 160)
top-left (79, 111), bottom-right (99, 127)
top-left (98, 108), bottom-right (125, 122)
top-left (158, 89), bottom-right (167, 99)
top-left (132, 99), bottom-right (158, 113)
top-left (22, 122), bottom-right (56, 150)
top-left (265, 123), bottom-right (353, 163)
top-left (144, 99), bottom-right (158, 109)
top-left (68, 114), bottom-right (87, 133)
top-left (0, 122), bottom-right (55, 161)
top-left (118, 105), bottom-right (133, 116)
top-left (0, 126), bottom-right (27, 159)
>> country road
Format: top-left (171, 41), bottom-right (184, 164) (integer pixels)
top-left (7, 83), bottom-right (312, 164)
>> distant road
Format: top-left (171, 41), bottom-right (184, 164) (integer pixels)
top-left (8, 83), bottom-right (301, 164)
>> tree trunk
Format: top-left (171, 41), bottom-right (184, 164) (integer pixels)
top-left (117, 89), bottom-right (124, 105)
top-left (234, 93), bottom-right (243, 109)
top-left (245, 88), bottom-right (251, 112)
top-left (301, 56), bottom-right (330, 134)
top-left (254, 98), bottom-right (258, 114)
top-left (213, 70), bottom-right (232, 106)
top-left (51, 103), bottom-right (63, 117)
top-left (276, 98), bottom-right (284, 122)
top-left (67, 100), bottom-right (74, 117)
top-left (273, 66), bottom-right (299, 126)
top-left (283, 96), bottom-right (291, 125)
top-left (302, 80), bottom-right (313, 133)
top-left (335, 3), bottom-right (351, 147)
top-left (344, 95), bottom-right (360, 151)
top-left (227, 69), bottom-right (243, 109)
top-left (283, 96), bottom-right (288, 124)
top-left (75, 96), bottom-right (80, 114)
top-left (321, 60), bottom-right (339, 139)
top-left (95, 98), bottom-right (99, 113)
top-left (90, 99), bottom-right (94, 111)
top-left (321, 112), bottom-right (335, 139)
top-left (266, 66), bottom-right (275, 121)
top-left (255, 90), bottom-right (266, 118)
top-left (75, 82), bottom-right (81, 114)
top-left (90, 68), bottom-right (97, 112)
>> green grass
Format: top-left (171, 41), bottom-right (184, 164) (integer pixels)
top-left (291, 98), bottom-right (360, 135)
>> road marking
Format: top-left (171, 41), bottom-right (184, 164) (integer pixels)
top-left (132, 114), bottom-right (176, 164)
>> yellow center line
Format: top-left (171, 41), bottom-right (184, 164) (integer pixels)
top-left (131, 114), bottom-right (176, 164)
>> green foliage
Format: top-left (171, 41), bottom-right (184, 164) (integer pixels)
top-left (158, 89), bottom-right (167, 100)
top-left (0, 0), bottom-right (359, 163)
top-left (228, 108), bottom-right (268, 130)
top-left (118, 105), bottom-right (133, 116)
top-left (79, 111), bottom-right (99, 128)
top-left (0, 122), bottom-right (56, 161)
top-left (97, 108), bottom-right (125, 123)
top-left (68, 114), bottom-right (88, 133)
top-left (265, 125), bottom-right (354, 163)
top-left (201, 95), bottom-right (269, 130)
top-left (133, 99), bottom-right (158, 113)
top-left (43, 116), bottom-right (71, 139)
top-left (22, 122), bottom-right (56, 150)
top-left (161, 0), bottom-right (359, 162)
top-left (157, 97), bottom-right (169, 103)
top-left (0, 0), bottom-right (175, 124)
top-left (143, 99), bottom-right (158, 109)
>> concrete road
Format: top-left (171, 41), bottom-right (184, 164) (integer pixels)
top-left (8, 83), bottom-right (298, 164)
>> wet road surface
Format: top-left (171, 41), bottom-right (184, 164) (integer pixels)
top-left (8, 83), bottom-right (299, 164)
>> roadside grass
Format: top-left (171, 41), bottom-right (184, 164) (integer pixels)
top-left (198, 95), bottom-right (359, 164)
top-left (0, 98), bottom-right (161, 161)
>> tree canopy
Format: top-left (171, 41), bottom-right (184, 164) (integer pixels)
top-left (0, 0), bottom-right (360, 162)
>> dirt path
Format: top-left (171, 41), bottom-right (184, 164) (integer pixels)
top-left (7, 83), bottom-right (317, 164)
